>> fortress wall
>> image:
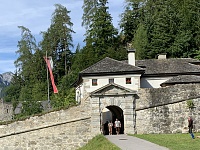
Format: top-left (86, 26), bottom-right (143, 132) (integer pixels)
top-left (0, 104), bottom-right (95, 150)
top-left (0, 100), bottom-right (13, 121)
top-left (136, 84), bottom-right (200, 134)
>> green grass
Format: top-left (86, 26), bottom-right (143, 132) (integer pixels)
top-left (131, 133), bottom-right (200, 150)
top-left (77, 134), bottom-right (120, 150)
top-left (78, 133), bottom-right (200, 150)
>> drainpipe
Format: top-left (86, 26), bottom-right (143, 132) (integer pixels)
top-left (133, 96), bottom-right (137, 133)
top-left (99, 97), bottom-right (102, 132)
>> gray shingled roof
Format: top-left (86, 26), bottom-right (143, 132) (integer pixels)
top-left (80, 57), bottom-right (144, 76)
top-left (74, 57), bottom-right (200, 87)
top-left (135, 58), bottom-right (200, 75)
top-left (160, 75), bottom-right (200, 87)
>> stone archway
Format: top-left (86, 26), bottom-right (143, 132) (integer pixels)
top-left (90, 83), bottom-right (136, 135)
top-left (107, 105), bottom-right (124, 135)
top-left (101, 106), bottom-right (124, 135)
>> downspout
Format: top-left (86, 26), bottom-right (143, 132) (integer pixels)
top-left (99, 97), bottom-right (102, 132)
top-left (133, 95), bottom-right (137, 133)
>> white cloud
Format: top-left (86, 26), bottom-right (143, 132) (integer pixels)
top-left (0, 60), bottom-right (16, 73)
top-left (0, 0), bottom-right (124, 74)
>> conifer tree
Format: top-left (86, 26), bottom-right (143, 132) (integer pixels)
top-left (120, 0), bottom-right (144, 44)
top-left (131, 0), bottom-right (200, 59)
top-left (12, 26), bottom-right (44, 116)
top-left (133, 23), bottom-right (148, 59)
top-left (15, 26), bottom-right (37, 81)
top-left (40, 4), bottom-right (74, 81)
top-left (82, 0), bottom-right (98, 30)
top-left (83, 0), bottom-right (118, 60)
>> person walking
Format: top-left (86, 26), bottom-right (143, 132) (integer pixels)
top-left (188, 116), bottom-right (195, 139)
top-left (114, 118), bottom-right (121, 135)
top-left (108, 121), bottom-right (113, 135)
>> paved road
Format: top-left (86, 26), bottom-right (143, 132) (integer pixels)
top-left (106, 134), bottom-right (169, 150)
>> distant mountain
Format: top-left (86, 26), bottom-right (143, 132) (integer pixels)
top-left (0, 72), bottom-right (14, 98)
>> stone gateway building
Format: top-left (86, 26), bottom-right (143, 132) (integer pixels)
top-left (74, 49), bottom-right (200, 135)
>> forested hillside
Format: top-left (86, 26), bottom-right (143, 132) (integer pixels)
top-left (3, 0), bottom-right (200, 118)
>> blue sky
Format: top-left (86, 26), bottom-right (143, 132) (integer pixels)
top-left (0, 0), bottom-right (124, 74)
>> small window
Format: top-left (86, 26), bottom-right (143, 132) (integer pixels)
top-left (92, 79), bottom-right (98, 86)
top-left (126, 78), bottom-right (131, 84)
top-left (109, 78), bottom-right (114, 84)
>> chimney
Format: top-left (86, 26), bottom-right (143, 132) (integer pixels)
top-left (128, 49), bottom-right (136, 66)
top-left (157, 53), bottom-right (167, 59)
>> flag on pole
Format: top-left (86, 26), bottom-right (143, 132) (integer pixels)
top-left (44, 56), bottom-right (58, 94)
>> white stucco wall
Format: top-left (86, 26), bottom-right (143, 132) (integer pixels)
top-left (84, 74), bottom-right (141, 93)
top-left (140, 77), bottom-right (172, 88)
top-left (75, 74), bottom-right (141, 102)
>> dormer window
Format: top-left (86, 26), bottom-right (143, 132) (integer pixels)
top-left (92, 79), bottom-right (98, 86)
top-left (126, 78), bottom-right (131, 84)
top-left (109, 78), bottom-right (114, 84)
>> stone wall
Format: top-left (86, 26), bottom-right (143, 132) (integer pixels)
top-left (136, 84), bottom-right (200, 134)
top-left (0, 99), bottom-right (13, 121)
top-left (0, 101), bottom-right (95, 150)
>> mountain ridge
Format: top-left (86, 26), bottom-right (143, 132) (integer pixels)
top-left (0, 72), bottom-right (14, 98)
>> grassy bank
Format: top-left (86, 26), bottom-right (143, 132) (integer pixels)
top-left (132, 133), bottom-right (200, 150)
top-left (77, 134), bottom-right (120, 150)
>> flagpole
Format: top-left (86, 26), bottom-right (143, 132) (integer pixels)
top-left (46, 51), bottom-right (50, 104)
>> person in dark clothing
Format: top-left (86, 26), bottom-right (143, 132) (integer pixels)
top-left (188, 116), bottom-right (195, 139)
top-left (104, 121), bottom-right (109, 135)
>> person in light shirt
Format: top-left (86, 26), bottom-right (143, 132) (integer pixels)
top-left (114, 118), bottom-right (121, 135)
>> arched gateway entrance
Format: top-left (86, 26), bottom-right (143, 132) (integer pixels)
top-left (90, 83), bottom-right (136, 135)
top-left (101, 106), bottom-right (124, 135)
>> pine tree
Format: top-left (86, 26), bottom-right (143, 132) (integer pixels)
top-left (133, 23), bottom-right (148, 59)
top-left (40, 4), bottom-right (75, 81)
top-left (82, 0), bottom-right (98, 30)
top-left (120, 0), bottom-right (144, 44)
top-left (130, 0), bottom-right (200, 59)
top-left (15, 26), bottom-right (37, 81)
top-left (171, 0), bottom-right (200, 58)
top-left (84, 0), bottom-right (118, 60)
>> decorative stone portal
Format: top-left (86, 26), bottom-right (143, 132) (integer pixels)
top-left (90, 83), bottom-right (136, 135)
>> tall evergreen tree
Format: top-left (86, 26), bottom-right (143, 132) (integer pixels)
top-left (171, 0), bottom-right (200, 58)
top-left (120, 0), bottom-right (144, 44)
top-left (133, 23), bottom-right (148, 59)
top-left (15, 26), bottom-right (37, 81)
top-left (40, 4), bottom-right (74, 81)
top-left (39, 4), bottom-right (76, 108)
top-left (131, 0), bottom-right (200, 59)
top-left (82, 0), bottom-right (98, 30)
top-left (12, 26), bottom-right (44, 116)
top-left (84, 0), bottom-right (118, 60)
top-left (146, 0), bottom-right (177, 58)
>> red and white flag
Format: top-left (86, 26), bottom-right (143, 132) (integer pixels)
top-left (44, 56), bottom-right (58, 93)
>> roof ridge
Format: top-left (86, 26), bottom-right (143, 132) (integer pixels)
top-left (119, 59), bottom-right (144, 70)
top-left (80, 57), bottom-right (112, 73)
